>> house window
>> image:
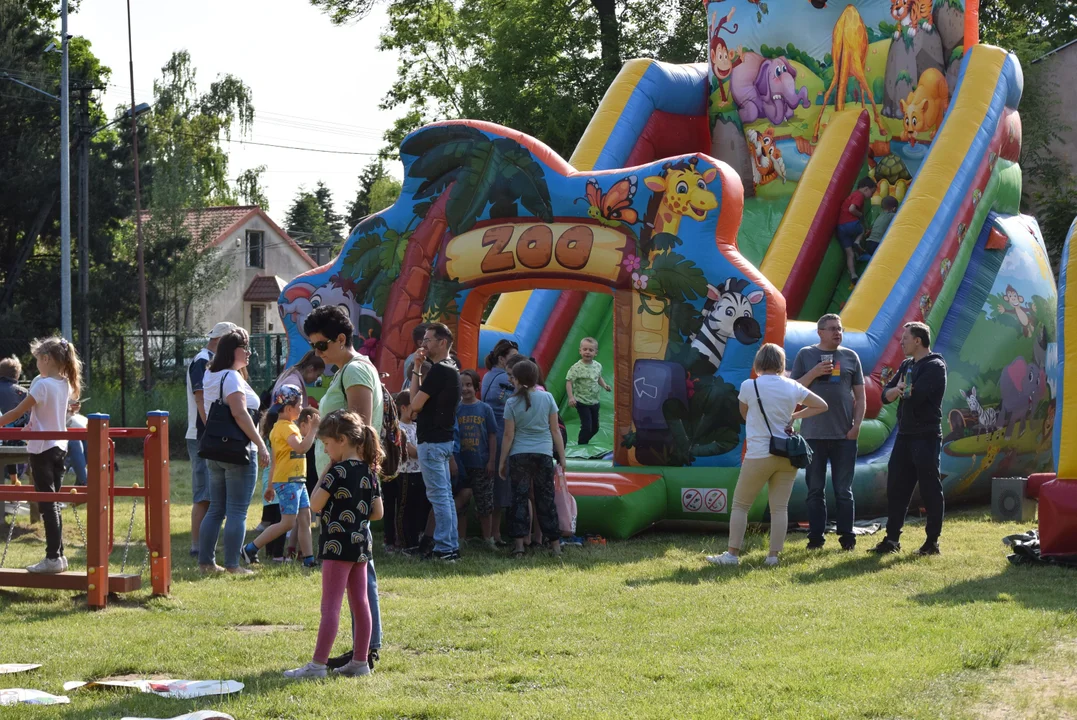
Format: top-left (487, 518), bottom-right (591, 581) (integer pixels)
top-left (250, 304), bottom-right (266, 334)
top-left (246, 230), bottom-right (265, 268)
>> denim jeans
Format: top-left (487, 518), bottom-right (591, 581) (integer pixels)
top-left (187, 438), bottom-right (211, 504)
top-left (199, 449), bottom-right (258, 568)
top-left (66, 439), bottom-right (87, 486)
top-left (418, 441), bottom-right (458, 553)
top-left (804, 438), bottom-right (858, 546)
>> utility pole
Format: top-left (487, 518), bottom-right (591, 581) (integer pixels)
top-left (127, 0), bottom-right (152, 389)
top-left (76, 84), bottom-right (92, 385)
top-left (60, 0), bottom-right (72, 341)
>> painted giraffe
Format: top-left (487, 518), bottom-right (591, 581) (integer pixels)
top-left (640, 157), bottom-right (720, 252)
top-left (633, 158), bottom-right (720, 363)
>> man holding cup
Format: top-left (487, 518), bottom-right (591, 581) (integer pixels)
top-left (791, 314), bottom-right (865, 550)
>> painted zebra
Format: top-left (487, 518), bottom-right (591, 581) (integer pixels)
top-left (689, 277), bottom-right (764, 372)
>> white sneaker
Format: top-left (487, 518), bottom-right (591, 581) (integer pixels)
top-left (284, 661), bottom-right (327, 679)
top-left (333, 660), bottom-right (372, 677)
top-left (27, 557), bottom-right (65, 574)
top-left (60, 556), bottom-right (69, 572)
top-left (764, 555), bottom-right (780, 567)
top-left (705, 552), bottom-right (739, 566)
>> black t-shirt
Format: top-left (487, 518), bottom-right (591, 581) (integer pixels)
top-left (417, 359), bottom-right (460, 444)
top-left (318, 459), bottom-right (380, 563)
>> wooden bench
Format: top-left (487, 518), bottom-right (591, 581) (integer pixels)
top-left (0, 569), bottom-right (141, 593)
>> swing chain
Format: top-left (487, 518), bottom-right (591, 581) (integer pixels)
top-left (0, 502), bottom-right (21, 569)
top-left (70, 501), bottom-right (88, 548)
top-left (119, 496), bottom-right (138, 574)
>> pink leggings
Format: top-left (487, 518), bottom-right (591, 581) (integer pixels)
top-left (314, 560), bottom-right (371, 664)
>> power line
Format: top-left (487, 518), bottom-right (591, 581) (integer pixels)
top-left (161, 128), bottom-right (383, 156)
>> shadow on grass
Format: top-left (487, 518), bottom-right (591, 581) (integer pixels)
top-left (910, 563), bottom-right (1077, 611)
top-left (619, 547), bottom-right (927, 588)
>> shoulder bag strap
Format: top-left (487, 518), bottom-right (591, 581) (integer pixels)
top-left (753, 378), bottom-right (776, 438)
top-left (334, 358), bottom-right (360, 394)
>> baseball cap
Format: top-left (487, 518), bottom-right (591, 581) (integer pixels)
top-left (208, 321), bottom-right (239, 339)
top-left (274, 384), bottom-right (303, 407)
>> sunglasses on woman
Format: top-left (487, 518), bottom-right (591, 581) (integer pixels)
top-left (311, 340), bottom-right (331, 352)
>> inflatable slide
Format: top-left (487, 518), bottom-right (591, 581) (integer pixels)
top-left (280, 0), bottom-right (1060, 538)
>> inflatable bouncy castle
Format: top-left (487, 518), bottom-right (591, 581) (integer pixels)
top-left (281, 0), bottom-right (1062, 538)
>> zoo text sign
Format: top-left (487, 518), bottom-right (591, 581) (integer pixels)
top-left (445, 222), bottom-right (627, 285)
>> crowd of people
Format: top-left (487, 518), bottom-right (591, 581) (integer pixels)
top-left (706, 315), bottom-right (947, 565)
top-left (0, 304), bottom-right (948, 678)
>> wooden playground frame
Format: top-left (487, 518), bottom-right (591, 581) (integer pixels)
top-left (0, 411), bottom-right (171, 609)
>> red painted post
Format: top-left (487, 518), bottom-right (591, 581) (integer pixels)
top-left (145, 411), bottom-right (171, 597)
top-left (85, 414), bottom-right (110, 610)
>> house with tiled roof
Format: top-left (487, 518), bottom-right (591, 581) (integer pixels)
top-left (145, 205), bottom-right (317, 334)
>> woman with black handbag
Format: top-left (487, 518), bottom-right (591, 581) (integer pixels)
top-left (707, 343), bottom-right (828, 567)
top-left (197, 328), bottom-right (270, 574)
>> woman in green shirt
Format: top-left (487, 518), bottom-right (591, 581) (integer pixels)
top-left (302, 305), bottom-right (384, 672)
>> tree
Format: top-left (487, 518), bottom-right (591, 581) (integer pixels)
top-left (315, 0), bottom-right (703, 159)
top-left (0, 0), bottom-right (130, 341)
top-left (345, 158), bottom-right (389, 228)
top-left (981, 2), bottom-right (1077, 269)
top-left (284, 188), bottom-right (334, 245)
top-left (235, 165), bottom-right (269, 209)
top-left (313, 180), bottom-right (344, 239)
top-left (368, 175), bottom-right (402, 214)
top-left (140, 50), bottom-right (256, 335)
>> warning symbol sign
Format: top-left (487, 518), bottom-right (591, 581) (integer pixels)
top-left (704, 488), bottom-right (727, 513)
top-left (681, 487), bottom-right (727, 514)
top-left (681, 488), bottom-right (702, 512)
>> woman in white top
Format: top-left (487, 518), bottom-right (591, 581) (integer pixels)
top-left (708, 343), bottom-right (828, 567)
top-left (198, 328), bottom-right (270, 575)
top-left (0, 336), bottom-right (83, 574)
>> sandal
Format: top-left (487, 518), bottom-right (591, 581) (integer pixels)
top-left (511, 549), bottom-right (526, 558)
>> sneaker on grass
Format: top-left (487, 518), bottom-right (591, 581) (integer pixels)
top-left (764, 556), bottom-right (780, 567)
top-left (240, 542), bottom-right (260, 564)
top-left (705, 552), bottom-right (739, 566)
top-left (917, 540), bottom-right (940, 556)
top-left (283, 661), bottom-right (327, 679)
top-left (870, 538), bottom-right (901, 554)
top-left (333, 660), bottom-right (372, 677)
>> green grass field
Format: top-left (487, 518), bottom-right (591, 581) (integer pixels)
top-left (1, 455), bottom-right (1075, 719)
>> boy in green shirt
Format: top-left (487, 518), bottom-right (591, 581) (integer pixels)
top-left (565, 337), bottom-right (611, 445)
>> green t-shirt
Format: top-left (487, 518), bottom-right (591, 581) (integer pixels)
top-left (566, 360), bottom-right (603, 405)
top-left (315, 356), bottom-right (383, 477)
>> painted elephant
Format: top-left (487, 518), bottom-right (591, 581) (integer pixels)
top-left (998, 355), bottom-right (1047, 439)
top-left (730, 52), bottom-right (811, 125)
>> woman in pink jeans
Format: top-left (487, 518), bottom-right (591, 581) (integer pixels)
top-left (285, 410), bottom-right (384, 679)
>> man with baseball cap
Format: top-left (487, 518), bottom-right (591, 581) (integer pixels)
top-left (186, 321), bottom-right (239, 555)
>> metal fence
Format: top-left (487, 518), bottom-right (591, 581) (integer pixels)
top-left (0, 333), bottom-right (288, 451)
